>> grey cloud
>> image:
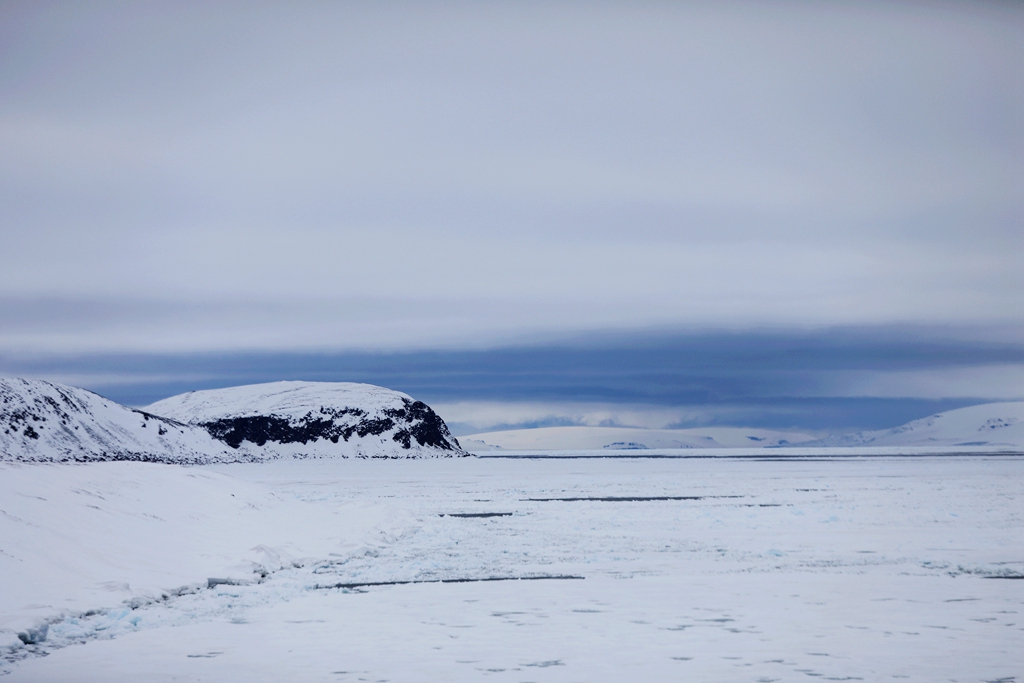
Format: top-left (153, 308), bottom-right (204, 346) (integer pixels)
top-left (2, 324), bottom-right (1021, 432)
top-left (0, 1), bottom-right (1020, 353)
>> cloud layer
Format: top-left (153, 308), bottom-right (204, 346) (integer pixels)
top-left (4, 326), bottom-right (1020, 432)
top-left (0, 1), bottom-right (1021, 355)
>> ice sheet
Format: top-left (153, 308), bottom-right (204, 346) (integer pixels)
top-left (3, 455), bottom-right (1022, 681)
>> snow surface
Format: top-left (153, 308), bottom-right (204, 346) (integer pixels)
top-left (0, 461), bottom-right (411, 645)
top-left (147, 380), bottom-right (467, 458)
top-left (3, 454), bottom-right (1022, 681)
top-left (803, 401), bottom-right (1024, 448)
top-left (0, 378), bottom-right (236, 464)
top-left (461, 425), bottom-right (817, 451)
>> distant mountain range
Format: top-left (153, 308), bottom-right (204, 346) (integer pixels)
top-left (460, 426), bottom-right (816, 451)
top-left (462, 402), bottom-right (1024, 452)
top-left (3, 376), bottom-right (1020, 460)
top-left (797, 401), bottom-right (1024, 449)
top-left (0, 379), bottom-right (467, 463)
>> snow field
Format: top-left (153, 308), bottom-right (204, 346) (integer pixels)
top-left (0, 462), bottom-right (413, 644)
top-left (6, 573), bottom-right (1021, 683)
top-left (3, 455), bottom-right (1023, 681)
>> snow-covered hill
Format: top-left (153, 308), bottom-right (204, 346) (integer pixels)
top-left (1, 378), bottom-right (467, 462)
top-left (146, 381), bottom-right (467, 458)
top-left (0, 378), bottom-right (236, 464)
top-left (802, 401), bottom-right (1024, 449)
top-left (460, 426), bottom-right (817, 451)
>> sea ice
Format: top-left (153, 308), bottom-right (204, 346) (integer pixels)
top-left (2, 454), bottom-right (1021, 681)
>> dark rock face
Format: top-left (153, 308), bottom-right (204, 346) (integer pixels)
top-left (387, 400), bottom-right (457, 450)
top-left (200, 399), bottom-right (462, 452)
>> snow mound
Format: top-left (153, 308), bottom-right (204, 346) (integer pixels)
top-left (146, 381), bottom-right (468, 458)
top-left (0, 378), bottom-right (237, 464)
top-left (803, 401), bottom-right (1024, 448)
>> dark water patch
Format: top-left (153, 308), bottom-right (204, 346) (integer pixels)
top-left (441, 512), bottom-right (514, 518)
top-left (315, 575), bottom-right (584, 590)
top-left (523, 495), bottom-right (743, 502)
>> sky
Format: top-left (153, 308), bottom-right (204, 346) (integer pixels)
top-left (1, 1), bottom-right (1021, 434)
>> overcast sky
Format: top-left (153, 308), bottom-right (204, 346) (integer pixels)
top-left (1, 1), bottom-right (1021, 429)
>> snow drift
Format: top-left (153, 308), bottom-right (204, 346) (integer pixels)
top-left (146, 381), bottom-right (467, 458)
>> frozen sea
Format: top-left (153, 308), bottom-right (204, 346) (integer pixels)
top-left (2, 452), bottom-right (1022, 682)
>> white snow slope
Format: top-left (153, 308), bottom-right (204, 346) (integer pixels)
top-left (461, 425), bottom-right (816, 451)
top-left (0, 378), bottom-right (236, 464)
top-left (146, 381), bottom-right (467, 459)
top-left (803, 401), bottom-right (1024, 448)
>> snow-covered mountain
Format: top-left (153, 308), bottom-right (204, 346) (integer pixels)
top-left (0, 378), bottom-right (236, 464)
top-left (146, 381), bottom-right (468, 458)
top-left (801, 401), bottom-right (1024, 449)
top-left (1, 378), bottom-right (467, 462)
top-left (460, 425), bottom-right (817, 451)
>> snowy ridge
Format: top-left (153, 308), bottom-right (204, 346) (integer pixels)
top-left (802, 401), bottom-right (1024, 448)
top-left (0, 378), bottom-right (237, 464)
top-left (146, 381), bottom-right (467, 458)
